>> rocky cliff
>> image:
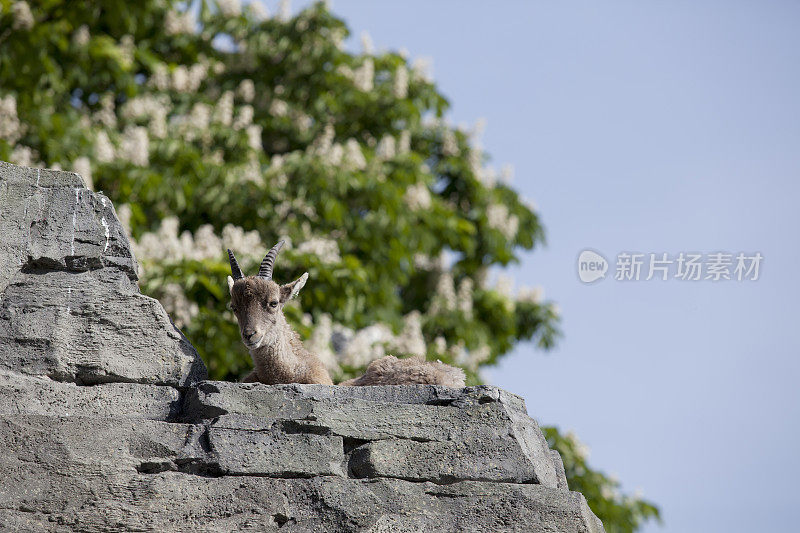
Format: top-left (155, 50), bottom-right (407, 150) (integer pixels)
top-left (0, 161), bottom-right (604, 532)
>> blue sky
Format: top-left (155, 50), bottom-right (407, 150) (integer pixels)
top-left (265, 1), bottom-right (800, 531)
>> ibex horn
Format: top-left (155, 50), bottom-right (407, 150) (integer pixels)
top-left (258, 240), bottom-right (285, 280)
top-left (227, 249), bottom-right (244, 280)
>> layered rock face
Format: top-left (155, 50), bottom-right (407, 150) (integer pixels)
top-left (0, 161), bottom-right (604, 532)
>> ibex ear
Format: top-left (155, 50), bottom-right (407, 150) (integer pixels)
top-left (227, 275), bottom-right (235, 295)
top-left (280, 272), bottom-right (308, 303)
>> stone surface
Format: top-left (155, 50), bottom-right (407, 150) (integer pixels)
top-left (0, 161), bottom-right (205, 386)
top-left (0, 162), bottom-right (604, 532)
top-left (0, 473), bottom-right (604, 533)
top-left (0, 370), bottom-right (181, 419)
top-left (349, 437), bottom-right (543, 484)
top-left (185, 381), bottom-right (561, 488)
top-left (208, 428), bottom-right (346, 477)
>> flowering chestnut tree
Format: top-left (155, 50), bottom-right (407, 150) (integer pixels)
top-left (0, 1), bottom-right (658, 530)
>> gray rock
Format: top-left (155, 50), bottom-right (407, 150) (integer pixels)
top-left (349, 437), bottom-right (544, 484)
top-left (0, 462), bottom-right (604, 533)
top-left (0, 162), bottom-right (135, 292)
top-left (0, 162), bottom-right (603, 532)
top-left (184, 381), bottom-right (529, 418)
top-left (208, 428), bottom-right (346, 477)
top-left (0, 415), bottom-right (191, 476)
top-left (185, 381), bottom-right (560, 488)
top-left (0, 369), bottom-right (181, 419)
top-left (0, 161), bottom-right (206, 387)
top-left (552, 449), bottom-right (570, 490)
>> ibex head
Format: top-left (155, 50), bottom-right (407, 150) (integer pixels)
top-left (226, 241), bottom-right (308, 350)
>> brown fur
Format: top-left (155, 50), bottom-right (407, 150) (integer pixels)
top-left (227, 249), bottom-right (465, 388)
top-left (229, 275), bottom-right (333, 385)
top-left (339, 355), bottom-right (466, 387)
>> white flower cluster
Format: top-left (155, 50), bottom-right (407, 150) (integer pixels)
top-left (565, 430), bottom-right (591, 461)
top-left (462, 120), bottom-right (517, 193)
top-left (217, 0), bottom-right (241, 17)
top-left (360, 31), bottom-right (374, 54)
top-left (165, 9), bottom-right (195, 35)
top-left (115, 204), bottom-right (132, 234)
top-left (133, 217), bottom-right (264, 268)
top-left (246, 125), bottom-right (262, 151)
top-left (310, 310), bottom-right (427, 370)
top-left (0, 95), bottom-right (23, 143)
top-left (296, 236), bottom-right (340, 264)
top-left (452, 343), bottom-right (490, 372)
top-left (457, 278), bottom-right (473, 317)
top-left (234, 156), bottom-right (261, 183)
top-left (308, 125), bottom-right (348, 167)
top-left (304, 314), bottom-right (338, 371)
top-left (428, 271), bottom-right (456, 314)
top-left (185, 102), bottom-right (212, 131)
top-left (398, 130), bottom-right (411, 154)
top-left (94, 130), bottom-right (116, 163)
top-left (339, 323), bottom-right (394, 368)
top-left (94, 94), bottom-right (117, 128)
top-left (441, 128), bottom-right (458, 157)
top-left (237, 79), bottom-right (256, 102)
top-left (353, 58), bottom-right (374, 92)
top-left (375, 135), bottom-right (395, 160)
top-left (393, 65), bottom-right (408, 99)
top-left (72, 156), bottom-right (93, 190)
top-left (269, 98), bottom-right (289, 117)
top-left (277, 0), bottom-right (291, 21)
top-left (484, 274), bottom-right (516, 314)
top-left (170, 64), bottom-right (207, 93)
top-left (149, 65), bottom-right (170, 92)
top-left (233, 105), bottom-right (254, 130)
top-left (486, 202), bottom-right (519, 240)
top-left (404, 182), bottom-right (431, 211)
top-left (274, 197), bottom-right (316, 220)
top-left (390, 311), bottom-right (426, 356)
top-left (411, 57), bottom-right (433, 83)
top-left (12, 1), bottom-right (34, 31)
top-left (159, 283), bottom-right (199, 329)
top-left (330, 27), bottom-right (345, 50)
top-left (295, 112), bottom-right (314, 134)
top-left (494, 273), bottom-right (514, 298)
top-left (213, 91), bottom-right (234, 126)
top-left (73, 25), bottom-right (90, 47)
top-left (516, 286), bottom-right (543, 304)
top-left (169, 102), bottom-right (216, 146)
top-left (120, 94), bottom-right (169, 138)
top-left (10, 145), bottom-right (36, 167)
top-left (343, 139), bottom-right (367, 170)
top-left (433, 336), bottom-right (447, 354)
top-left (413, 252), bottom-right (446, 271)
top-left (249, 1), bottom-right (269, 21)
top-left (119, 126), bottom-right (149, 167)
top-left (222, 224), bottom-right (263, 253)
top-left (310, 123), bottom-right (334, 153)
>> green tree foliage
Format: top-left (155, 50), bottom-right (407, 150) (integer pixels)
top-left (0, 1), bottom-right (659, 529)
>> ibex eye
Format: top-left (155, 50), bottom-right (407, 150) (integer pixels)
top-left (269, 301), bottom-right (279, 308)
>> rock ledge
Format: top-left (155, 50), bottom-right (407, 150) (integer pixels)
top-left (0, 161), bottom-right (603, 532)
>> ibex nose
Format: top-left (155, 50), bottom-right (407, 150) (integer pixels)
top-left (243, 329), bottom-right (257, 340)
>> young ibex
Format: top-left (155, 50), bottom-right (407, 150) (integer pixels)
top-left (227, 242), bottom-right (465, 387)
